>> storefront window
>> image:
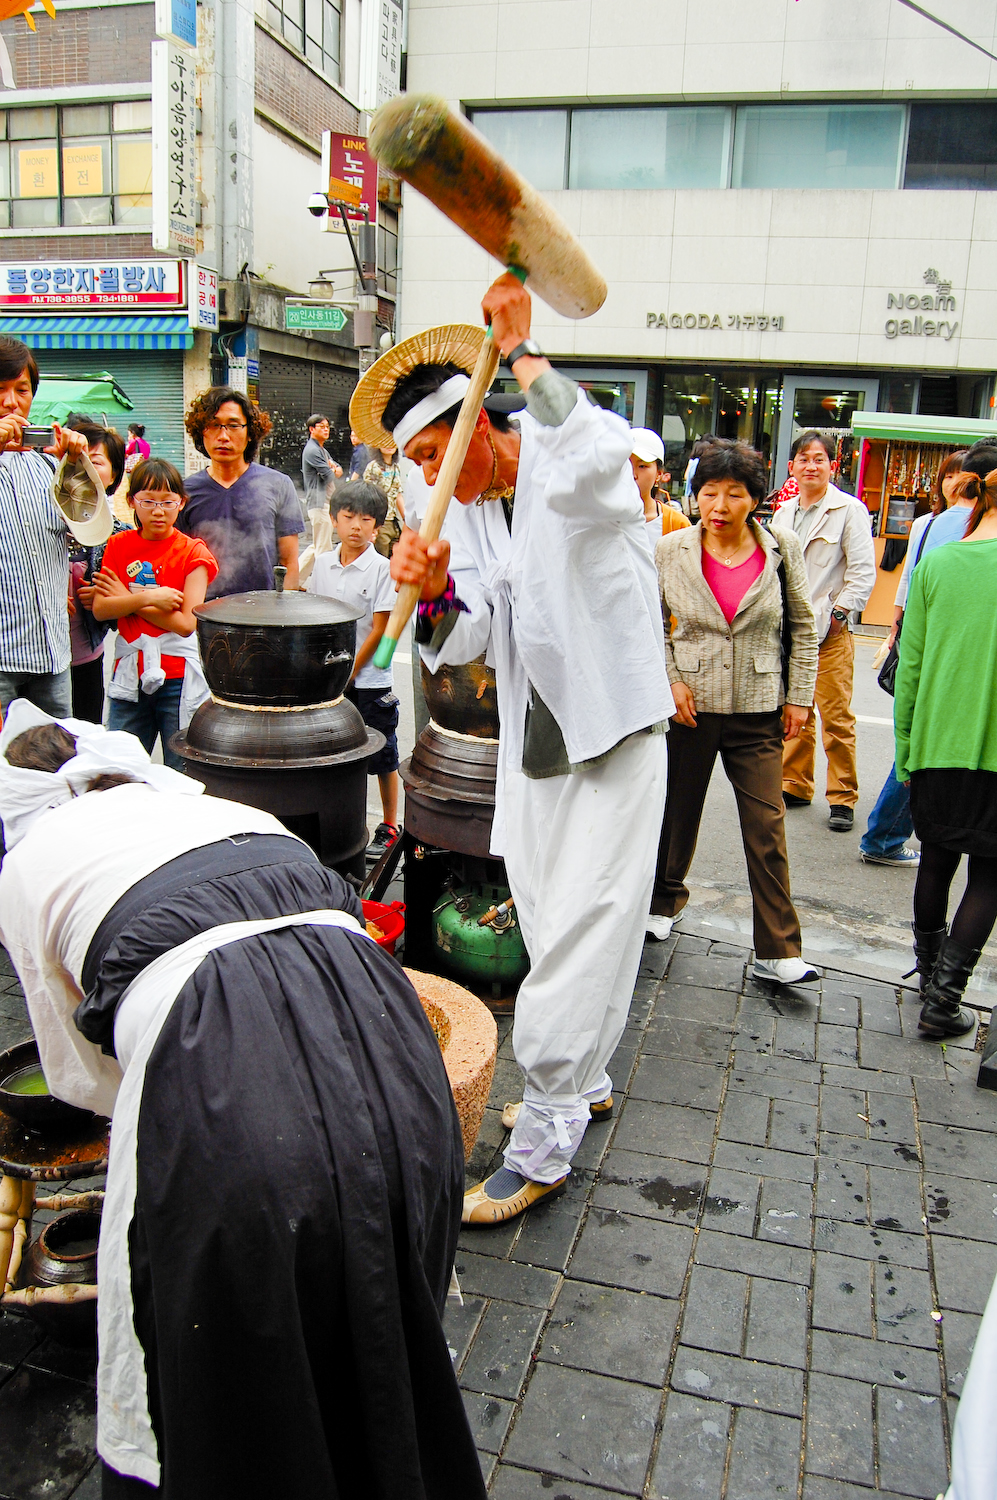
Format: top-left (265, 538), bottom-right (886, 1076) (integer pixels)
top-left (1, 105), bottom-right (152, 229)
top-left (789, 387), bottom-right (867, 493)
top-left (731, 104), bottom-right (904, 189)
top-left (879, 376), bottom-right (917, 414)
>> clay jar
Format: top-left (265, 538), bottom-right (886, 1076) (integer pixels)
top-left (22, 1207), bottom-right (100, 1345)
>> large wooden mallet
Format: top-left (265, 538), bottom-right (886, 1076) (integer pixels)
top-left (369, 93), bottom-right (607, 669)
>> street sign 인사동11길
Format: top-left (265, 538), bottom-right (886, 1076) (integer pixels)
top-left (285, 304), bottom-right (348, 332)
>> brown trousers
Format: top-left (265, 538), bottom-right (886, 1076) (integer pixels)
top-left (651, 710), bottom-right (802, 959)
top-left (782, 626), bottom-right (857, 807)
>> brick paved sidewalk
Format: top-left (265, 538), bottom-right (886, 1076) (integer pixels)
top-left (453, 932), bottom-right (997, 1500)
top-left (1, 931), bottom-right (996, 1498)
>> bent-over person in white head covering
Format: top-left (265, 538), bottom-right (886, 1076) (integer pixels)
top-left (0, 701), bottom-right (482, 1500)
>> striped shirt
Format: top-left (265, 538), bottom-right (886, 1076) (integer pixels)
top-left (0, 449), bottom-right (70, 674)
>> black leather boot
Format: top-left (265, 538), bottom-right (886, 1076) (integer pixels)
top-left (905, 922), bottom-right (947, 996)
top-left (919, 935), bottom-right (980, 1038)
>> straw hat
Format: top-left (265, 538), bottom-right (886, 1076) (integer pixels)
top-left (349, 323), bottom-right (485, 449)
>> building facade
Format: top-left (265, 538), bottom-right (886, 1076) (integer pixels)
top-left (0, 0), bottom-right (399, 475)
top-left (400, 0), bottom-right (997, 496)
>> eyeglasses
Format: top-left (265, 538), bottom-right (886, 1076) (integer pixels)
top-left (133, 497), bottom-right (182, 511)
top-left (204, 421), bottom-right (248, 435)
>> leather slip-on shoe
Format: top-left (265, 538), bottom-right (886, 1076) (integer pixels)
top-left (462, 1174), bottom-right (567, 1225)
top-left (501, 1096), bottom-right (614, 1132)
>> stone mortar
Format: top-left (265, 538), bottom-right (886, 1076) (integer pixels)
top-left (405, 968), bottom-right (498, 1162)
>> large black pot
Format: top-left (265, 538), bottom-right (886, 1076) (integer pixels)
top-left (195, 590), bottom-right (361, 707)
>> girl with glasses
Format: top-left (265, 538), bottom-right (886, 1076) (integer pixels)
top-left (93, 458), bottom-right (218, 768)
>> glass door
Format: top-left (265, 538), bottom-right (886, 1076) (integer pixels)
top-left (775, 375), bottom-right (879, 495)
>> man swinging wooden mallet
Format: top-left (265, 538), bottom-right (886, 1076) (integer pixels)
top-left (352, 97), bottom-right (674, 1224)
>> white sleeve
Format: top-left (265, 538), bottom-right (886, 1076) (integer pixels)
top-left (372, 558), bottom-right (396, 615)
top-left (540, 391), bottom-right (642, 526)
top-left (893, 513), bottom-right (928, 610)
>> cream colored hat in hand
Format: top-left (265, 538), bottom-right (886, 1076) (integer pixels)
top-left (51, 448), bottom-right (113, 546)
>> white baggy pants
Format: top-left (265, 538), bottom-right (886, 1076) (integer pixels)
top-left (501, 729), bottom-right (668, 1183)
top-left (299, 507), bottom-right (335, 584)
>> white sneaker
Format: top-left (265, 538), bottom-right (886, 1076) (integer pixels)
top-left (646, 911), bottom-right (683, 941)
top-left (752, 956), bottom-right (819, 985)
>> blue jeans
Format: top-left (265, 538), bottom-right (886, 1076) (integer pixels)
top-left (860, 761), bottom-right (914, 858)
top-left (107, 677), bottom-right (185, 771)
top-left (0, 668), bottom-right (72, 717)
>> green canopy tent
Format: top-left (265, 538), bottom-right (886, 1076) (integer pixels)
top-left (30, 372), bottom-right (134, 429)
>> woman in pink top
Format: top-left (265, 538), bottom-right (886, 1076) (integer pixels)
top-left (649, 440), bottom-right (820, 987)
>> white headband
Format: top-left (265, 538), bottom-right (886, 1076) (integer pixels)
top-left (392, 373), bottom-right (471, 452)
top-left (0, 699), bottom-right (203, 849)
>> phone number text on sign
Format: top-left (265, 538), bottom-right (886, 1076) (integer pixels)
top-left (0, 262), bottom-right (184, 309)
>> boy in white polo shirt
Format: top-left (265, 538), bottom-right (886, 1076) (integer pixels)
top-left (308, 481), bottom-right (401, 854)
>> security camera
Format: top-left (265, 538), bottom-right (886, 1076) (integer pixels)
top-left (307, 191), bottom-right (329, 218)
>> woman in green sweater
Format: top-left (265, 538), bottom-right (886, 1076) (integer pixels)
top-left (895, 443), bottom-right (997, 1037)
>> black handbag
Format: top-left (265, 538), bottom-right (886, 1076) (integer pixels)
top-left (877, 513), bottom-right (937, 697)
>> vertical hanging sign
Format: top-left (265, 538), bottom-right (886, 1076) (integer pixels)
top-left (152, 40), bottom-right (198, 256)
top-left (359, 0), bottom-right (403, 112)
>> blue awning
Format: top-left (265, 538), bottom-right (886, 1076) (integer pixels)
top-left (0, 315), bottom-right (193, 350)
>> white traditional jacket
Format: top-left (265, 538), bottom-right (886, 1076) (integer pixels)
top-left (414, 389), bottom-right (673, 854)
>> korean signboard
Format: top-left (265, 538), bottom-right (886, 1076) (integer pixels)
top-left (322, 133), bottom-right (377, 225)
top-left (189, 264), bottom-right (219, 331)
top-left (285, 303), bottom-right (348, 332)
top-left (359, 0), bottom-right (403, 112)
top-left (0, 261), bottom-right (185, 311)
top-left (155, 0), bottom-right (196, 49)
top-left (152, 40), bottom-right (198, 256)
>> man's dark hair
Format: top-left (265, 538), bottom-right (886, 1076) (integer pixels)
top-left (65, 418), bottom-right (126, 493)
top-left (382, 362), bottom-right (513, 438)
top-left (334, 480), bottom-right (388, 527)
top-left (184, 386), bottom-right (273, 463)
top-left (0, 336), bottom-right (39, 395)
top-left (306, 413), bottom-right (329, 432)
top-left (790, 429), bottom-right (835, 462)
top-left (691, 439), bottom-right (768, 504)
top-left (5, 724), bottom-right (77, 771)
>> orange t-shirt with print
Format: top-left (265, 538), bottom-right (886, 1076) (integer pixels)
top-left (101, 528), bottom-right (218, 678)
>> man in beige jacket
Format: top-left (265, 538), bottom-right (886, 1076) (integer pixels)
top-left (778, 430), bottom-right (876, 831)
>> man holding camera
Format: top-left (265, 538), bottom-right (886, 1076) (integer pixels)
top-left (0, 336), bottom-right (92, 717)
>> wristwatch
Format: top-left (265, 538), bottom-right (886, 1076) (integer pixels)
top-left (831, 607), bottom-right (849, 624)
top-left (504, 338), bottom-right (543, 366)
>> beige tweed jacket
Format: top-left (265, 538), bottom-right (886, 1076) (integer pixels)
top-left (655, 520), bottom-right (818, 714)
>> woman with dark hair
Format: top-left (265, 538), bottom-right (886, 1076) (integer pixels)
top-left (648, 438), bottom-right (820, 987)
top-left (0, 701), bottom-right (481, 1500)
top-left (125, 422), bottom-right (150, 469)
top-left (896, 445), bottom-right (997, 1036)
top-left (179, 386), bottom-right (303, 597)
top-left (860, 447), bottom-right (970, 868)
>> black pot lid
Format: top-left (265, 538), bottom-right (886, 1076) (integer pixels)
top-left (195, 590), bottom-right (362, 626)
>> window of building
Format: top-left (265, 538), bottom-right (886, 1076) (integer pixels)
top-left (266, 0), bottom-right (341, 82)
top-left (1, 103), bottom-right (152, 230)
top-left (472, 109), bottom-right (568, 191)
top-left (905, 102), bottom-right (997, 189)
top-left (568, 107), bottom-right (729, 189)
top-left (732, 104), bottom-right (904, 189)
top-left (470, 100), bottom-right (997, 194)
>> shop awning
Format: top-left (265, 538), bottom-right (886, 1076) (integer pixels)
top-left (30, 374), bottom-right (134, 426)
top-left (0, 316), bottom-right (194, 350)
top-left (853, 410), bottom-right (997, 445)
